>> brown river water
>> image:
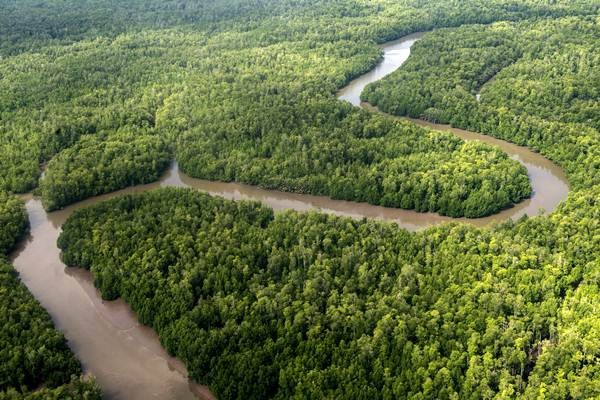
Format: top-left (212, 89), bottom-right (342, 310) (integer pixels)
top-left (9, 32), bottom-right (569, 399)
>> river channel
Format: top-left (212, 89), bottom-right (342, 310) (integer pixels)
top-left (10, 32), bottom-right (569, 399)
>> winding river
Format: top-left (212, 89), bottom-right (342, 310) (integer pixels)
top-left (9, 33), bottom-right (569, 399)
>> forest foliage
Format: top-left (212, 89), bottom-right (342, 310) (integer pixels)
top-left (3, 0), bottom-right (598, 214)
top-left (0, 193), bottom-right (27, 254)
top-left (1, 0), bottom-right (599, 399)
top-left (0, 260), bottom-right (98, 397)
top-left (59, 184), bottom-right (599, 399)
top-left (0, 376), bottom-right (102, 400)
top-left (357, 14), bottom-right (600, 399)
top-left (177, 106), bottom-right (531, 218)
top-left (53, 4), bottom-right (600, 399)
top-left (39, 131), bottom-right (171, 211)
top-left (362, 16), bottom-right (600, 190)
top-left (0, 194), bottom-right (101, 398)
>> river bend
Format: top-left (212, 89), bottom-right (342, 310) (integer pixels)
top-left (10, 32), bottom-right (569, 399)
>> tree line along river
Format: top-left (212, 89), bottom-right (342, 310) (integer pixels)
top-left (10, 32), bottom-right (568, 400)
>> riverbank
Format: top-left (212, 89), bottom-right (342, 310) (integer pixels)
top-left (8, 31), bottom-right (570, 400)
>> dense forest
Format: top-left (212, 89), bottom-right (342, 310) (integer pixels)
top-left (53, 3), bottom-right (600, 399)
top-left (39, 131), bottom-right (171, 211)
top-left (0, 194), bottom-right (101, 398)
top-left (363, 17), bottom-right (600, 131)
top-left (1, 0), bottom-right (599, 399)
top-left (0, 193), bottom-right (27, 254)
top-left (178, 109), bottom-right (531, 218)
top-left (362, 16), bottom-right (600, 191)
top-left (0, 260), bottom-right (102, 399)
top-left (2, 0), bottom-right (598, 56)
top-left (2, 0), bottom-right (598, 215)
top-left (59, 183), bottom-right (599, 399)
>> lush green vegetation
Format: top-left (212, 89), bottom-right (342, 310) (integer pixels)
top-left (0, 260), bottom-right (101, 398)
top-left (178, 108), bottom-right (531, 217)
top-left (0, 376), bottom-right (102, 400)
top-left (0, 195), bottom-right (101, 398)
top-left (362, 16), bottom-right (600, 190)
top-left (4, 0), bottom-right (598, 214)
top-left (2, 0), bottom-right (599, 399)
top-left (39, 131), bottom-right (171, 211)
top-left (0, 193), bottom-right (27, 254)
top-left (356, 16), bottom-right (599, 397)
top-left (53, 4), bottom-right (599, 399)
top-left (59, 184), bottom-right (599, 399)
top-left (2, 0), bottom-right (597, 57)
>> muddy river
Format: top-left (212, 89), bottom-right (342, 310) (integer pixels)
top-left (10, 32), bottom-right (569, 399)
